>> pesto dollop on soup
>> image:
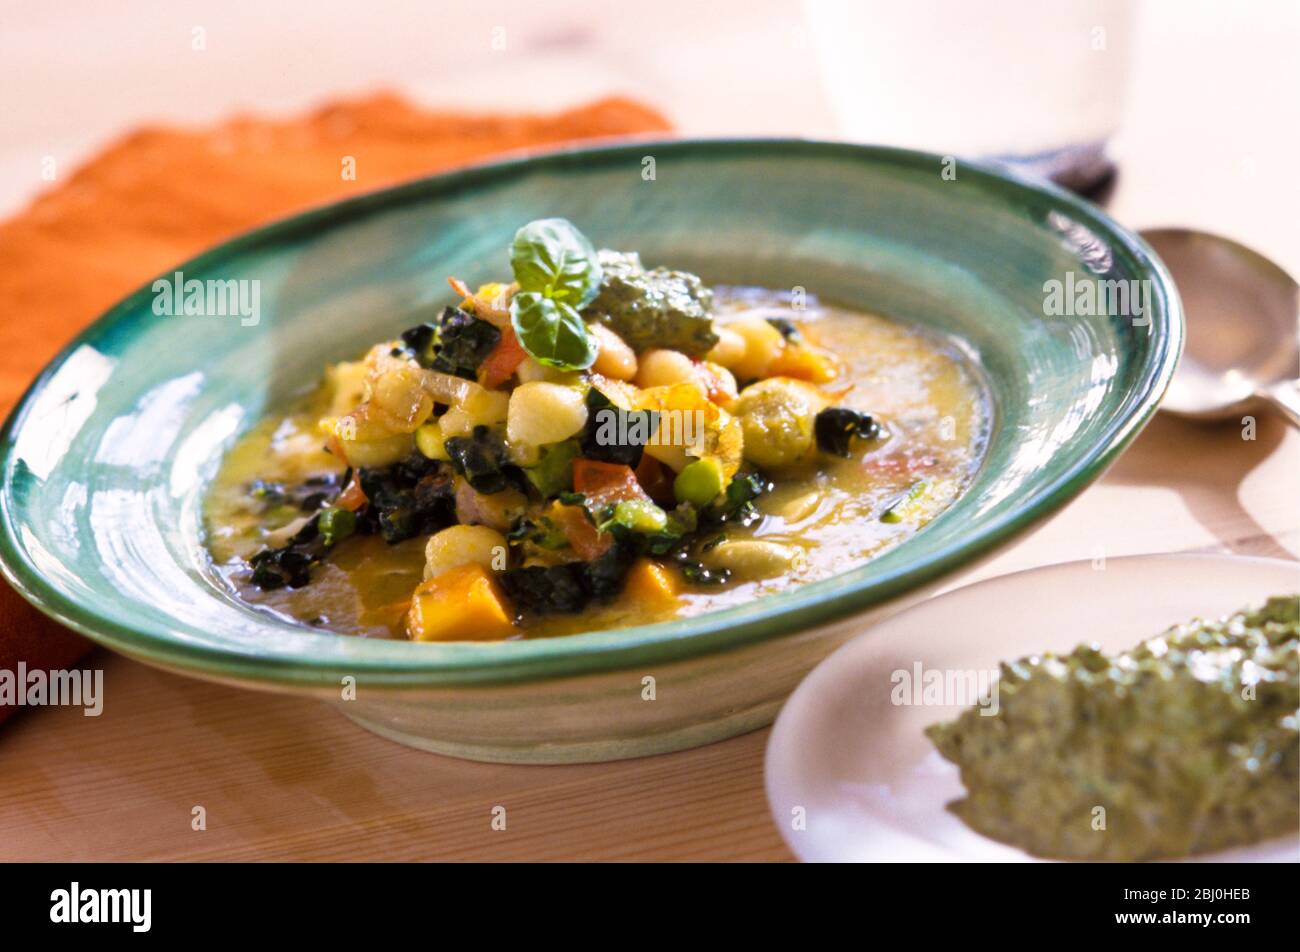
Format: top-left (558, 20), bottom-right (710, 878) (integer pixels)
top-left (205, 218), bottom-right (987, 641)
top-left (927, 595), bottom-right (1300, 861)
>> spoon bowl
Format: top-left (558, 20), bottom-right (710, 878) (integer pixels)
top-left (1143, 228), bottom-right (1300, 425)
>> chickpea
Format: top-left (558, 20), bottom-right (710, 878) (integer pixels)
top-left (700, 361), bottom-right (739, 405)
top-left (424, 525), bottom-right (508, 580)
top-left (728, 317), bottom-right (787, 382)
top-left (326, 360), bottom-right (369, 416)
top-left (507, 381), bottom-right (588, 448)
top-left (337, 431), bottom-right (415, 468)
top-left (370, 365), bottom-right (434, 433)
top-left (590, 323), bottom-right (638, 381)
top-left (706, 326), bottom-right (747, 369)
top-left (636, 348), bottom-right (699, 391)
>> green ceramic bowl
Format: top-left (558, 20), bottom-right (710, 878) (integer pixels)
top-left (0, 140), bottom-right (1181, 762)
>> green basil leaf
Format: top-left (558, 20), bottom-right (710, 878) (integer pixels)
top-left (510, 291), bottom-right (597, 371)
top-left (510, 218), bottom-right (603, 307)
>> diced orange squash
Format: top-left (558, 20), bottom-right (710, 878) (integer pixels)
top-left (406, 564), bottom-right (515, 642)
top-left (621, 558), bottom-right (681, 613)
top-left (769, 342), bottom-right (841, 384)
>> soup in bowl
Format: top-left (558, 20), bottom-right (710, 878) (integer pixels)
top-left (0, 141), bottom-right (1181, 761)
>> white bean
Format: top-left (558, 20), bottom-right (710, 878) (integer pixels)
top-left (729, 317), bottom-right (787, 381)
top-left (636, 348), bottom-right (699, 390)
top-left (424, 525), bottom-right (508, 579)
top-left (706, 326), bottom-right (747, 369)
top-left (507, 381), bottom-right (588, 447)
top-left (590, 323), bottom-right (638, 381)
top-left (702, 540), bottom-right (798, 579)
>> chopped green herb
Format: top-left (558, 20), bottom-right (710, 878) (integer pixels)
top-left (880, 479), bottom-right (929, 523)
top-left (524, 439), bottom-right (579, 497)
top-left (508, 219), bottom-right (602, 371)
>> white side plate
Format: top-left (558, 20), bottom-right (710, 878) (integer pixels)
top-left (766, 553), bottom-right (1300, 862)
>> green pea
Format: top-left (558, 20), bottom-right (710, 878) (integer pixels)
top-left (674, 458), bottom-right (725, 506)
top-left (318, 506), bottom-right (357, 546)
top-left (611, 499), bottom-right (668, 534)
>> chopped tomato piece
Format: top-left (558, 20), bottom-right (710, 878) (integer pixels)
top-left (335, 473), bottom-right (368, 511)
top-left (634, 454), bottom-right (675, 505)
top-left (571, 459), bottom-right (649, 504)
top-left (551, 503), bottom-right (612, 561)
top-left (478, 327), bottom-right (528, 389)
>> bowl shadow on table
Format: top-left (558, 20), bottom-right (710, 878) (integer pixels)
top-left (1102, 409), bottom-right (1294, 558)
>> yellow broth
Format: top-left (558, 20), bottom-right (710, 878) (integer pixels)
top-left (205, 293), bottom-right (989, 639)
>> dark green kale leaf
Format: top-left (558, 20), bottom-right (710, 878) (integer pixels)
top-left (578, 385), bottom-right (658, 468)
top-left (701, 471), bottom-right (770, 529)
top-left (398, 321), bottom-right (438, 365)
top-left (432, 307), bottom-right (501, 379)
top-left (443, 425), bottom-right (525, 495)
top-left (499, 540), bottom-right (636, 616)
top-left (583, 250), bottom-right (718, 357)
top-left (397, 308), bottom-right (500, 378)
top-left (246, 473), bottom-right (345, 514)
top-left (814, 407), bottom-right (880, 457)
top-left (766, 317), bottom-right (802, 342)
top-left (357, 454), bottom-right (457, 543)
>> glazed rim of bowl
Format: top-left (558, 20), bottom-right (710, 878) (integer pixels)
top-left (0, 138), bottom-right (1184, 687)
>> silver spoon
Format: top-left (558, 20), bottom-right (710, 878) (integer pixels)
top-left (1142, 228), bottom-right (1300, 427)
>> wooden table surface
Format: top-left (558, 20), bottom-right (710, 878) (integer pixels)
top-left (2, 411), bottom-right (1295, 862)
top-left (1, 1), bottom-right (1297, 862)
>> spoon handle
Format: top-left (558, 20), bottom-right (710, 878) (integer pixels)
top-left (1259, 380), bottom-right (1300, 429)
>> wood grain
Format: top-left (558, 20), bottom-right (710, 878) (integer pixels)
top-left (0, 411), bottom-right (1294, 862)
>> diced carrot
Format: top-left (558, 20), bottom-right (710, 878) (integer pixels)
top-left (328, 436), bottom-right (348, 465)
top-left (572, 459), bottom-right (648, 502)
top-left (335, 473), bottom-right (368, 511)
top-left (478, 327), bottom-right (528, 389)
top-left (406, 564), bottom-right (515, 642)
top-left (634, 454), bottom-right (675, 505)
top-left (769, 342), bottom-right (841, 384)
top-left (621, 558), bottom-right (681, 613)
top-left (693, 360), bottom-right (732, 405)
top-left (550, 502), bottom-right (612, 561)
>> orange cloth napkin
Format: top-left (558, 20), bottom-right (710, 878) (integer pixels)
top-left (0, 93), bottom-right (671, 724)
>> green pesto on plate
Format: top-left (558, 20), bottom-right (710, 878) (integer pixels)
top-left (927, 595), bottom-right (1300, 861)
